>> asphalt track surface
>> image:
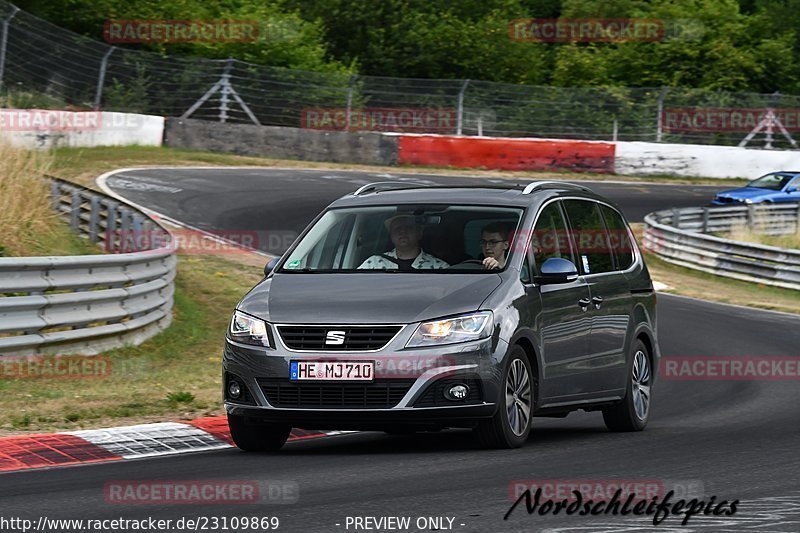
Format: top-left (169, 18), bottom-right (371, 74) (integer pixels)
top-left (2, 169), bottom-right (799, 533)
top-left (101, 168), bottom-right (723, 254)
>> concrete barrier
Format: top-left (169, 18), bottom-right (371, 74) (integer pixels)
top-left (616, 141), bottom-right (800, 179)
top-left (165, 118), bottom-right (398, 166)
top-left (0, 110), bottom-right (164, 149)
top-left (163, 119), bottom-right (800, 179)
top-left (397, 134), bottom-right (615, 172)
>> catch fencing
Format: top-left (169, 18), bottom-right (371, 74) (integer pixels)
top-left (1, 0), bottom-right (799, 147)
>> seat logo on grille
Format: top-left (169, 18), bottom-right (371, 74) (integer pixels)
top-left (325, 330), bottom-right (346, 345)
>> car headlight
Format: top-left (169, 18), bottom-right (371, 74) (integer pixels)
top-left (406, 311), bottom-right (493, 348)
top-left (743, 198), bottom-right (754, 204)
top-left (229, 310), bottom-right (271, 347)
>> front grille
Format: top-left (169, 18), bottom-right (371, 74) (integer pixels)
top-left (716, 196), bottom-right (734, 203)
top-left (277, 325), bottom-right (402, 351)
top-left (258, 378), bottom-right (415, 409)
top-left (413, 378), bottom-right (483, 408)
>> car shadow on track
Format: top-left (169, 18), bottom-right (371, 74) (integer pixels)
top-left (276, 423), bottom-right (613, 455)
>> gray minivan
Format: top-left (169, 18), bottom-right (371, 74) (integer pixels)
top-left (223, 181), bottom-right (659, 450)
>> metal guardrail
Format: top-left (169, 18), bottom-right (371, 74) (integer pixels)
top-left (0, 177), bottom-right (176, 356)
top-left (643, 203), bottom-right (800, 290)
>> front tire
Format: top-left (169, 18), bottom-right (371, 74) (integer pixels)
top-left (228, 414), bottom-right (291, 452)
top-left (603, 340), bottom-right (652, 432)
top-left (474, 345), bottom-right (534, 449)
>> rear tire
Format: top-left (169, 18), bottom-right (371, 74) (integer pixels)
top-left (603, 340), bottom-right (652, 432)
top-left (474, 345), bottom-right (533, 449)
top-left (228, 414), bottom-right (291, 452)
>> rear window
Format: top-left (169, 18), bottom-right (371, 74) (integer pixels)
top-left (599, 204), bottom-right (635, 270)
top-left (562, 199), bottom-right (615, 275)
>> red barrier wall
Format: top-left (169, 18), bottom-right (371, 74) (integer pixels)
top-left (397, 135), bottom-right (616, 173)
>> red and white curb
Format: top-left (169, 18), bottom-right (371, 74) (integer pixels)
top-left (0, 416), bottom-right (347, 473)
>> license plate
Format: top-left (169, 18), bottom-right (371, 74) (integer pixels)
top-left (290, 361), bottom-right (374, 381)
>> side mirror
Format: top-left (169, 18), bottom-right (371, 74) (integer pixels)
top-left (534, 257), bottom-right (579, 285)
top-left (786, 187), bottom-right (797, 193)
top-left (264, 257), bottom-right (280, 276)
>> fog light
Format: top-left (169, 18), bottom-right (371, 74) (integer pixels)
top-left (228, 380), bottom-right (242, 399)
top-left (445, 384), bottom-right (469, 401)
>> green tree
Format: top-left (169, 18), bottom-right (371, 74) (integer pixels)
top-left (15, 0), bottom-right (352, 73)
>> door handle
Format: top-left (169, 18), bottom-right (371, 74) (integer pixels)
top-left (592, 296), bottom-right (604, 309)
top-left (578, 298), bottom-right (591, 311)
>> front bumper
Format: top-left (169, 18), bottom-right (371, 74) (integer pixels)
top-left (224, 403), bottom-right (497, 431)
top-left (222, 332), bottom-right (506, 430)
top-left (711, 198), bottom-right (750, 206)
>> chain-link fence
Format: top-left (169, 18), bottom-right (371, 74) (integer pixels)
top-left (1, 0), bottom-right (799, 148)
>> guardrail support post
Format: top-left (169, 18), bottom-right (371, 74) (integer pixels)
top-left (132, 215), bottom-right (144, 252)
top-left (50, 181), bottom-right (60, 212)
top-left (89, 196), bottom-right (101, 243)
top-left (701, 207), bottom-right (710, 232)
top-left (747, 204), bottom-right (756, 231)
top-left (70, 190), bottom-right (81, 231)
top-left (671, 208), bottom-right (680, 228)
top-left (120, 210), bottom-right (130, 253)
top-left (107, 203), bottom-right (118, 253)
top-left (796, 204), bottom-right (800, 233)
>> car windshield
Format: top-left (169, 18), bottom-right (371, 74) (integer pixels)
top-left (747, 173), bottom-right (795, 190)
top-left (279, 204), bottom-right (524, 273)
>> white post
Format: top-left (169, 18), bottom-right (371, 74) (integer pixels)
top-left (345, 75), bottom-right (355, 131)
top-left (656, 87), bottom-right (669, 142)
top-left (219, 58), bottom-right (234, 123)
top-left (456, 79), bottom-right (470, 135)
top-left (94, 46), bottom-right (116, 109)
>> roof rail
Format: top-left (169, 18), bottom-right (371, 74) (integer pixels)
top-left (521, 181), bottom-right (592, 195)
top-left (352, 181), bottom-right (427, 196)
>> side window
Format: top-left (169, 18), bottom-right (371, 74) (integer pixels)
top-left (562, 200), bottom-right (615, 275)
top-left (599, 204), bottom-right (635, 270)
top-left (531, 201), bottom-right (575, 275)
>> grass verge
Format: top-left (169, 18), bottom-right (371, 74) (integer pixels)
top-left (725, 226), bottom-right (800, 250)
top-left (644, 254), bottom-right (800, 314)
top-left (0, 143), bottom-right (98, 257)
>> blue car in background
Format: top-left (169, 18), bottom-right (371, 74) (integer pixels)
top-left (712, 171), bottom-right (800, 205)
